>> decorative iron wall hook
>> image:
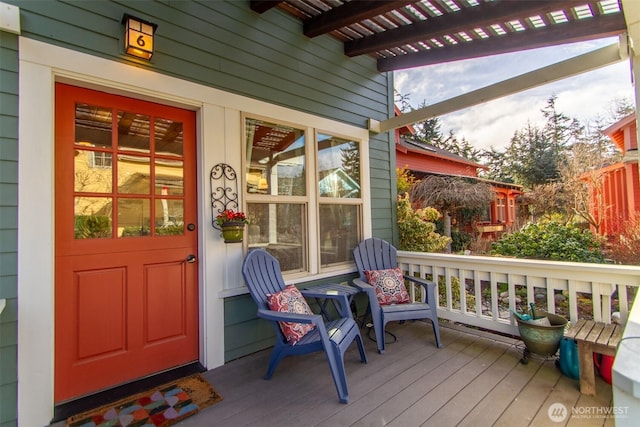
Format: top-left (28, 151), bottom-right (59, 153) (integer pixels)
top-left (210, 163), bottom-right (239, 230)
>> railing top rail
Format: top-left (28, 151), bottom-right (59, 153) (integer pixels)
top-left (397, 251), bottom-right (640, 279)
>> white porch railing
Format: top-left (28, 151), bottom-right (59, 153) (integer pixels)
top-left (397, 251), bottom-right (640, 336)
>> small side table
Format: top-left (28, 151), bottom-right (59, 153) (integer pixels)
top-left (564, 319), bottom-right (622, 396)
top-left (301, 283), bottom-right (362, 320)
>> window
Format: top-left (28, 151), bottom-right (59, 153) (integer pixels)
top-left (317, 133), bottom-right (361, 267)
top-left (496, 196), bottom-right (506, 223)
top-left (245, 117), bottom-right (363, 275)
top-left (88, 151), bottom-right (113, 169)
top-left (478, 205), bottom-right (491, 222)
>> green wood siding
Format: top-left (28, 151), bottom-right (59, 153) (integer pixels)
top-left (11, 0), bottom-right (390, 126)
top-left (4, 0), bottom-right (396, 413)
top-left (0, 30), bottom-right (18, 427)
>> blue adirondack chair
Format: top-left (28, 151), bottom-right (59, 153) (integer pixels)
top-left (352, 238), bottom-right (443, 353)
top-left (241, 249), bottom-right (367, 403)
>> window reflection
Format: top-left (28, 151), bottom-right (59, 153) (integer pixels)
top-left (247, 203), bottom-right (306, 272)
top-left (75, 103), bottom-right (112, 149)
top-left (118, 198), bottom-right (150, 237)
top-left (317, 134), bottom-right (360, 198)
top-left (118, 111), bottom-right (150, 153)
top-left (245, 118), bottom-right (305, 196)
top-left (74, 149), bottom-right (113, 193)
top-left (155, 159), bottom-right (184, 195)
top-left (155, 199), bottom-right (184, 236)
top-left (319, 204), bottom-right (360, 266)
top-left (117, 155), bottom-right (151, 194)
top-left (155, 117), bottom-right (184, 157)
top-left (74, 197), bottom-right (113, 239)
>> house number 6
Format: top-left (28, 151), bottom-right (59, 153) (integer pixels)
top-left (136, 35), bottom-right (146, 47)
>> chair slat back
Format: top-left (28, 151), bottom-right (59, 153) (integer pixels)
top-left (353, 238), bottom-right (398, 280)
top-left (242, 249), bottom-right (287, 310)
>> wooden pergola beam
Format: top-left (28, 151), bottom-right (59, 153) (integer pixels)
top-left (304, 0), bottom-right (415, 38)
top-left (346, 0), bottom-right (590, 57)
top-left (377, 12), bottom-right (627, 71)
top-left (250, 1), bottom-right (283, 14)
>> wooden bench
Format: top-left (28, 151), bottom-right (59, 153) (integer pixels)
top-left (564, 319), bottom-right (622, 396)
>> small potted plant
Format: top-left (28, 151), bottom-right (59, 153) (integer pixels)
top-left (216, 209), bottom-right (248, 243)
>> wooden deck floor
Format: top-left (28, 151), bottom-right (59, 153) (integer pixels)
top-left (179, 321), bottom-right (616, 427)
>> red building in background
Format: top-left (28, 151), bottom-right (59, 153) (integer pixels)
top-left (590, 113), bottom-right (640, 236)
top-left (395, 113), bottom-right (523, 238)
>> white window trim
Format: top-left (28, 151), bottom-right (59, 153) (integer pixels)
top-left (17, 37), bottom-right (370, 427)
top-left (243, 118), bottom-right (368, 279)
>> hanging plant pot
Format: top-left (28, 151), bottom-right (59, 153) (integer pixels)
top-left (220, 221), bottom-right (245, 243)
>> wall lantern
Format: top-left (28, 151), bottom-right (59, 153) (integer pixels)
top-left (122, 14), bottom-right (157, 60)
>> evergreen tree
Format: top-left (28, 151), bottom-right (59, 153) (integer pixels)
top-left (340, 140), bottom-right (360, 185)
top-left (479, 146), bottom-right (516, 183)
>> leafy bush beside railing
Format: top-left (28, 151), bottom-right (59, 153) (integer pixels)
top-left (491, 221), bottom-right (606, 263)
top-left (397, 193), bottom-right (449, 253)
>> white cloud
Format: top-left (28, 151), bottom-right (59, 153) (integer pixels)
top-left (394, 38), bottom-right (635, 151)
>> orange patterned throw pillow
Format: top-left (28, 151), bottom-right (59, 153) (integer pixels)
top-left (267, 285), bottom-right (316, 345)
top-left (364, 268), bottom-right (410, 305)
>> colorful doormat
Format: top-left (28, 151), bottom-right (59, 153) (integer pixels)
top-left (65, 374), bottom-right (222, 427)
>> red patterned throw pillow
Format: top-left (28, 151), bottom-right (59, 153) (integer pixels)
top-left (364, 268), bottom-right (410, 306)
top-left (267, 285), bottom-right (316, 345)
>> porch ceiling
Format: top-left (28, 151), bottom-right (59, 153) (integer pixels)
top-left (250, 0), bottom-right (628, 72)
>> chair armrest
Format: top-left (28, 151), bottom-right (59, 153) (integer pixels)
top-left (352, 278), bottom-right (381, 311)
top-left (403, 275), bottom-right (437, 305)
top-left (301, 287), bottom-right (351, 319)
top-left (257, 308), bottom-right (322, 325)
top-left (351, 278), bottom-right (374, 292)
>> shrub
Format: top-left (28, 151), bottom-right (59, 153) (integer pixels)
top-left (491, 220), bottom-right (606, 263)
top-left (438, 276), bottom-right (476, 310)
top-left (397, 193), bottom-right (450, 253)
top-left (74, 215), bottom-right (111, 239)
top-left (396, 167), bottom-right (419, 195)
top-left (451, 230), bottom-right (473, 253)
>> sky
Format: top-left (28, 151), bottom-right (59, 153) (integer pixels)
top-left (394, 36), bottom-right (635, 151)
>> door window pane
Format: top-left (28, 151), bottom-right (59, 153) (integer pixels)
top-left (155, 117), bottom-right (184, 157)
top-left (75, 103), bottom-right (112, 149)
top-left (319, 204), bottom-right (360, 266)
top-left (246, 118), bottom-right (305, 196)
top-left (74, 149), bottom-right (113, 193)
top-left (118, 198), bottom-right (150, 237)
top-left (155, 199), bottom-right (184, 236)
top-left (247, 203), bottom-right (306, 272)
top-left (318, 134), bottom-right (360, 198)
top-left (74, 197), bottom-right (113, 239)
top-left (117, 155), bottom-right (150, 194)
top-left (118, 111), bottom-right (150, 153)
top-left (155, 159), bottom-right (184, 195)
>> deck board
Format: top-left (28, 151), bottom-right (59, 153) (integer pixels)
top-left (457, 347), bottom-right (544, 427)
top-left (163, 322), bottom-right (617, 426)
top-left (426, 345), bottom-right (525, 426)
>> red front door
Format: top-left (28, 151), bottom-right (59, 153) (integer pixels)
top-left (54, 84), bottom-right (199, 402)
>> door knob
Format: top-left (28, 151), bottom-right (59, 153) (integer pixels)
top-left (186, 254), bottom-right (196, 263)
